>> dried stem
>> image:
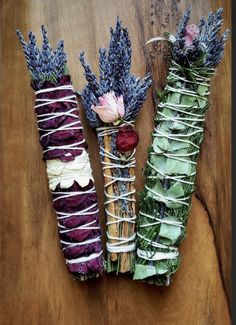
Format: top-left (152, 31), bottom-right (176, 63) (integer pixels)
top-left (103, 134), bottom-right (118, 261)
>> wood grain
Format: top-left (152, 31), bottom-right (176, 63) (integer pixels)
top-left (0, 0), bottom-right (231, 324)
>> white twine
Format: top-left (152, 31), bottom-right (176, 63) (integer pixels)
top-left (66, 251), bottom-right (103, 265)
top-left (96, 121), bottom-right (137, 254)
top-left (137, 248), bottom-right (179, 261)
top-left (35, 85), bottom-right (85, 156)
top-left (139, 211), bottom-right (184, 228)
top-left (137, 232), bottom-right (179, 251)
top-left (61, 236), bottom-right (101, 249)
top-left (35, 85), bottom-right (102, 263)
top-left (59, 220), bottom-right (100, 233)
top-left (139, 64), bottom-right (212, 261)
top-left (52, 187), bottom-right (95, 202)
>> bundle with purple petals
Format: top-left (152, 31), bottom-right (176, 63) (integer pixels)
top-left (80, 19), bottom-right (152, 273)
top-left (17, 27), bottom-right (103, 280)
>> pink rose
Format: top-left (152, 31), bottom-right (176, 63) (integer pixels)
top-left (92, 91), bottom-right (125, 123)
top-left (185, 24), bottom-right (199, 47)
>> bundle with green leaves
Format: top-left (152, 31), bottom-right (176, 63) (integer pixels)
top-left (134, 7), bottom-right (229, 285)
top-left (80, 18), bottom-right (152, 273)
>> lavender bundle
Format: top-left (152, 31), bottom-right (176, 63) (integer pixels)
top-left (134, 7), bottom-right (229, 284)
top-left (80, 19), bottom-right (152, 273)
top-left (17, 27), bottom-right (103, 280)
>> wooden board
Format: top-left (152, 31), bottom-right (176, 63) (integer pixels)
top-left (0, 0), bottom-right (231, 324)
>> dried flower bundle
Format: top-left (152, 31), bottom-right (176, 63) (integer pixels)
top-left (134, 7), bottom-right (229, 285)
top-left (17, 27), bottom-right (104, 280)
top-left (80, 18), bottom-right (152, 273)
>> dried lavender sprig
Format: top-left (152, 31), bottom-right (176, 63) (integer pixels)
top-left (99, 48), bottom-right (111, 94)
top-left (174, 4), bottom-right (191, 46)
top-left (80, 51), bottom-right (101, 98)
top-left (81, 86), bottom-right (100, 128)
top-left (124, 73), bottom-right (152, 120)
top-left (16, 26), bottom-right (68, 89)
top-left (80, 17), bottom-right (152, 128)
top-left (172, 7), bottom-right (230, 67)
top-left (107, 18), bottom-right (132, 95)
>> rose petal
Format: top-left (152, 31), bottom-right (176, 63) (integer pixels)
top-left (98, 91), bottom-right (116, 108)
top-left (185, 24), bottom-right (199, 47)
top-left (116, 126), bottom-right (139, 153)
top-left (117, 96), bottom-right (125, 117)
top-left (92, 105), bottom-right (119, 123)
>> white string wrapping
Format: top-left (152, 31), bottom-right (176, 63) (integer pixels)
top-left (35, 85), bottom-right (85, 156)
top-left (34, 85), bottom-right (102, 264)
top-left (96, 120), bottom-right (136, 254)
top-left (137, 62), bottom-right (213, 262)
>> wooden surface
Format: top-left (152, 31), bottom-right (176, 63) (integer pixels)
top-left (0, 0), bottom-right (231, 324)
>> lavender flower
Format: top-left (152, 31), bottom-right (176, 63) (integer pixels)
top-left (80, 17), bottom-right (152, 128)
top-left (172, 7), bottom-right (230, 67)
top-left (16, 26), bottom-right (68, 89)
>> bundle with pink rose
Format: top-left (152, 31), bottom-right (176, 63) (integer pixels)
top-left (134, 7), bottom-right (229, 285)
top-left (80, 19), bottom-right (151, 273)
